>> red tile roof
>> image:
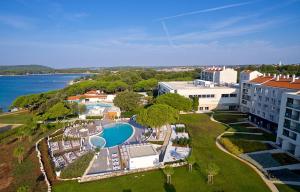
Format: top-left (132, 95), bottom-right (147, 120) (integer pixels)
top-left (250, 76), bottom-right (273, 83)
top-left (249, 76), bottom-right (300, 90)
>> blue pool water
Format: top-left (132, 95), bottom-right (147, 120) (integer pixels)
top-left (89, 136), bottom-right (106, 148)
top-left (90, 123), bottom-right (134, 148)
top-left (86, 103), bottom-right (113, 110)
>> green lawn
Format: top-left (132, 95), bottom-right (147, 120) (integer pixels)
top-left (227, 123), bottom-right (260, 132)
top-left (0, 111), bottom-right (33, 124)
top-left (223, 132), bottom-right (276, 141)
top-left (220, 137), bottom-right (271, 155)
top-left (213, 112), bottom-right (248, 124)
top-left (275, 184), bottom-right (300, 192)
top-left (53, 114), bottom-right (270, 192)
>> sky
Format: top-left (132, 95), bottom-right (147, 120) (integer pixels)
top-left (0, 0), bottom-right (299, 68)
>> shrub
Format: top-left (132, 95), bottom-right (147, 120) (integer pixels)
top-left (220, 137), bottom-right (242, 155)
top-left (39, 138), bottom-right (56, 183)
top-left (60, 152), bottom-right (94, 179)
top-left (86, 116), bottom-right (103, 119)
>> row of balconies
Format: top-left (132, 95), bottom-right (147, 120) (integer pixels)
top-left (287, 102), bottom-right (300, 110)
top-left (285, 113), bottom-right (300, 121)
top-left (284, 121), bottom-right (300, 134)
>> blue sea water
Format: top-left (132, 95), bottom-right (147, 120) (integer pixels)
top-left (0, 74), bottom-right (86, 111)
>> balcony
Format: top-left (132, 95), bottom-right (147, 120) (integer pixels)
top-left (285, 113), bottom-right (300, 121)
top-left (284, 123), bottom-right (300, 134)
top-left (287, 103), bottom-right (300, 110)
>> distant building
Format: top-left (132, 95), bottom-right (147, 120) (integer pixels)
top-left (67, 90), bottom-right (115, 103)
top-left (158, 80), bottom-right (239, 111)
top-left (240, 74), bottom-right (300, 133)
top-left (276, 91), bottom-right (300, 158)
top-left (200, 66), bottom-right (237, 84)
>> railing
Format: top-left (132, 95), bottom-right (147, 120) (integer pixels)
top-left (285, 113), bottom-right (300, 121)
top-left (287, 103), bottom-right (300, 110)
top-left (284, 123), bottom-right (300, 134)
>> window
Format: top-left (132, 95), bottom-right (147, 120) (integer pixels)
top-left (199, 107), bottom-right (203, 111)
top-left (221, 94), bottom-right (229, 98)
top-left (210, 94), bottom-right (215, 98)
top-left (205, 107), bottom-right (209, 110)
top-left (230, 94), bottom-right (237, 97)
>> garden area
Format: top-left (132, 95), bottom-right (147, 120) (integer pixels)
top-left (213, 111), bottom-right (248, 124)
top-left (53, 114), bottom-right (270, 192)
top-left (219, 137), bottom-right (273, 155)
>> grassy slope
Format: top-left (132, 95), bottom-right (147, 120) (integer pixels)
top-left (53, 114), bottom-right (270, 192)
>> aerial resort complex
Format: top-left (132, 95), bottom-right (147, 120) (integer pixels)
top-left (2, 66), bottom-right (300, 192)
top-left (47, 89), bottom-right (191, 182)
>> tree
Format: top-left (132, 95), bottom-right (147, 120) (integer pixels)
top-left (44, 102), bottom-right (70, 121)
top-left (163, 165), bottom-right (174, 184)
top-left (192, 96), bottom-right (199, 112)
top-left (205, 163), bottom-right (220, 184)
top-left (186, 153), bottom-right (196, 172)
top-left (136, 104), bottom-right (178, 139)
top-left (156, 93), bottom-right (192, 112)
top-left (134, 78), bottom-right (158, 92)
top-left (13, 145), bottom-right (25, 164)
top-left (113, 91), bottom-right (143, 112)
top-left (78, 104), bottom-right (87, 114)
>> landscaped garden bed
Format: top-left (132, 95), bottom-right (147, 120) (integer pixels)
top-left (60, 152), bottom-right (94, 179)
top-left (213, 112), bottom-right (248, 124)
top-left (220, 137), bottom-right (272, 155)
top-left (222, 132), bottom-right (276, 141)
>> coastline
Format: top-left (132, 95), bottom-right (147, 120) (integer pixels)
top-left (0, 72), bottom-right (98, 77)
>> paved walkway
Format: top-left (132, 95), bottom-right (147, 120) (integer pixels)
top-left (211, 113), bottom-right (279, 192)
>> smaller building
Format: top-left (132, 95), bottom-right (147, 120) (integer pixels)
top-left (276, 91), bottom-right (300, 158)
top-left (200, 66), bottom-right (237, 85)
top-left (121, 144), bottom-right (159, 170)
top-left (158, 80), bottom-right (239, 111)
top-left (67, 90), bottom-right (115, 103)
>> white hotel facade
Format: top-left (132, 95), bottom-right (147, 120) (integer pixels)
top-left (277, 92), bottom-right (300, 158)
top-left (158, 67), bottom-right (300, 158)
top-left (158, 67), bottom-right (240, 112)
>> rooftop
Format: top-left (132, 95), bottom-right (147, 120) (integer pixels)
top-left (159, 81), bottom-right (237, 90)
top-left (127, 144), bottom-right (157, 158)
top-left (249, 75), bottom-right (300, 90)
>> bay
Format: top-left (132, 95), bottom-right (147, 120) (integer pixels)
top-left (0, 74), bottom-right (86, 111)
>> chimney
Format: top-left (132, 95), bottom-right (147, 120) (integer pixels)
top-left (268, 73), bottom-right (271, 76)
top-left (292, 74), bottom-right (296, 83)
top-left (276, 75), bottom-right (280, 81)
top-left (263, 73), bottom-right (265, 77)
top-left (273, 74), bottom-right (276, 78)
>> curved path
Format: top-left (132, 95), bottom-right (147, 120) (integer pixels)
top-left (211, 113), bottom-right (279, 192)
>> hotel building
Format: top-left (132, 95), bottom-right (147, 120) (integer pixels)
top-left (158, 80), bottom-right (239, 111)
top-left (240, 73), bottom-right (300, 133)
top-left (200, 66), bottom-right (237, 84)
top-left (277, 92), bottom-right (300, 158)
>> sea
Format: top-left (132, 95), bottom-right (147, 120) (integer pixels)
top-left (0, 74), bottom-right (87, 112)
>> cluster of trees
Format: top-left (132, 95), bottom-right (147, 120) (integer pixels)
top-left (239, 64), bottom-right (300, 76)
top-left (11, 69), bottom-right (197, 117)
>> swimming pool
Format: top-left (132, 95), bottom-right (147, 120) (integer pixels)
top-left (89, 136), bottom-right (106, 148)
top-left (89, 122), bottom-right (134, 148)
top-left (86, 103), bottom-right (112, 110)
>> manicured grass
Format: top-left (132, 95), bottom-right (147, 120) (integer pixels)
top-left (227, 123), bottom-right (261, 132)
top-left (220, 137), bottom-right (270, 155)
top-left (53, 114), bottom-right (270, 192)
top-left (275, 184), bottom-right (300, 192)
top-left (223, 132), bottom-right (276, 141)
top-left (0, 111), bottom-right (33, 124)
top-left (60, 152), bottom-right (94, 179)
top-left (213, 112), bottom-right (248, 124)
